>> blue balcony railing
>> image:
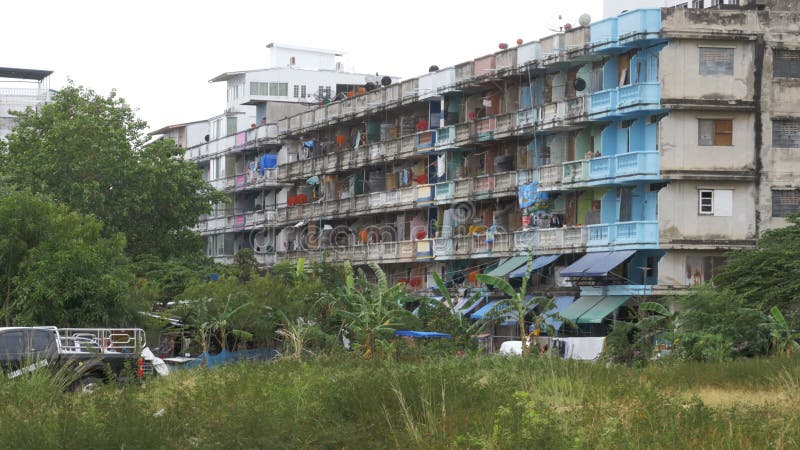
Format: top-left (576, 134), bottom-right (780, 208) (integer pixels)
top-left (434, 181), bottom-right (454, 202)
top-left (615, 151), bottom-right (659, 180)
top-left (587, 224), bottom-right (611, 247)
top-left (587, 221), bottom-right (659, 249)
top-left (617, 9), bottom-right (661, 45)
top-left (415, 130), bottom-right (436, 151)
top-left (435, 125), bottom-right (455, 149)
top-left (588, 156), bottom-right (614, 181)
top-left (590, 17), bottom-right (618, 51)
top-left (617, 82), bottom-right (660, 110)
top-left (614, 221), bottom-right (658, 246)
top-left (589, 89), bottom-right (618, 116)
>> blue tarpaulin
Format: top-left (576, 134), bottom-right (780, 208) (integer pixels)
top-left (530, 296), bottom-right (575, 333)
top-left (394, 330), bottom-right (452, 339)
top-left (518, 182), bottom-right (539, 209)
top-left (184, 348), bottom-right (278, 369)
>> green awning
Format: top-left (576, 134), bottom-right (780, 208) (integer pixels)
top-left (559, 296), bottom-right (605, 323)
top-left (578, 296), bottom-right (630, 324)
top-left (486, 256), bottom-right (529, 277)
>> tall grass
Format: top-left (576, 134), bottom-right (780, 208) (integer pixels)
top-left (0, 356), bottom-right (797, 449)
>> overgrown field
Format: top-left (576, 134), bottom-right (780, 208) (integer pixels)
top-left (2, 356), bottom-right (799, 449)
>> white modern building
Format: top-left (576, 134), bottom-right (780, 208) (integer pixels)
top-left (0, 67), bottom-right (52, 141)
top-left (151, 44), bottom-right (398, 265)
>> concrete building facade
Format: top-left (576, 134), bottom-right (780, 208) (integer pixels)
top-left (176, 2), bottom-right (800, 339)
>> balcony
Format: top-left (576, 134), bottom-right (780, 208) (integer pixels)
top-left (590, 17), bottom-right (619, 52)
top-left (587, 221), bottom-right (659, 250)
top-left (588, 156), bottom-right (614, 184)
top-left (434, 238), bottom-right (454, 259)
top-left (516, 41), bottom-right (541, 67)
top-left (435, 125), bottom-right (457, 150)
top-left (614, 151), bottom-right (659, 182)
top-left (516, 108), bottom-right (537, 130)
top-left (617, 9), bottom-right (661, 46)
top-left (562, 160), bottom-right (589, 186)
top-left (418, 68), bottom-right (455, 100)
top-left (589, 89), bottom-right (618, 118)
top-left (434, 181), bottom-right (454, 203)
top-left (475, 117), bottom-right (496, 141)
top-left (538, 164), bottom-right (563, 189)
top-left (415, 130), bottom-right (436, 153)
top-left (617, 82), bottom-right (661, 114)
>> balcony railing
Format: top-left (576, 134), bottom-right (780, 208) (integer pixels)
top-left (562, 160), bottom-right (589, 185)
top-left (516, 108), bottom-right (537, 129)
top-left (589, 89), bottom-right (618, 116)
top-left (538, 164), bottom-right (563, 187)
top-left (587, 221), bottom-right (658, 248)
top-left (617, 82), bottom-right (660, 110)
top-left (590, 16), bottom-right (618, 51)
top-left (436, 125), bottom-right (456, 148)
top-left (475, 117), bottom-right (496, 141)
top-left (588, 156), bottom-right (614, 181)
top-left (617, 9), bottom-right (661, 44)
top-left (615, 151), bottom-right (659, 180)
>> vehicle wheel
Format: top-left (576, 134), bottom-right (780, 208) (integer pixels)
top-left (71, 376), bottom-right (102, 393)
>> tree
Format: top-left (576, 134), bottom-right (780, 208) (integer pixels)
top-left (336, 262), bottom-right (415, 358)
top-left (0, 191), bottom-right (141, 326)
top-left (712, 213), bottom-right (800, 324)
top-left (476, 258), bottom-right (564, 355)
top-left (768, 306), bottom-right (800, 357)
top-left (0, 84), bottom-right (224, 258)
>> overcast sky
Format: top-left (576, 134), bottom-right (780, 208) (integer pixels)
top-left (4, 0), bottom-right (602, 134)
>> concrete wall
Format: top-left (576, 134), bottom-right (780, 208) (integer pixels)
top-left (659, 180), bottom-right (756, 242)
top-left (660, 39), bottom-right (755, 101)
top-left (269, 46), bottom-right (337, 71)
top-left (659, 110), bottom-right (755, 172)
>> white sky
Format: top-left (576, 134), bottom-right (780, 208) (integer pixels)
top-left (4, 0), bottom-right (602, 134)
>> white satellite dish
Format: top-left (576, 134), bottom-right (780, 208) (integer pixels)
top-left (579, 14), bottom-right (592, 27)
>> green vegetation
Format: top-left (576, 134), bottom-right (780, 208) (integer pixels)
top-left (1, 356), bottom-right (798, 448)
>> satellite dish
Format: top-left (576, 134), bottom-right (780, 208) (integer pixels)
top-left (573, 78), bottom-right (587, 92)
top-left (429, 65), bottom-right (439, 72)
top-left (334, 92), bottom-right (346, 101)
top-left (579, 14), bottom-right (592, 27)
top-left (564, 23), bottom-right (572, 31)
top-left (381, 75), bottom-right (392, 86)
top-left (498, 43), bottom-right (509, 50)
top-left (365, 82), bottom-right (377, 92)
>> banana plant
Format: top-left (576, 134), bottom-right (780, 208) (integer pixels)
top-left (769, 306), bottom-right (800, 357)
top-left (337, 261), bottom-right (413, 358)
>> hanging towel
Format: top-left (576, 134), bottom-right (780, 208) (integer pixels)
top-left (437, 154), bottom-right (446, 180)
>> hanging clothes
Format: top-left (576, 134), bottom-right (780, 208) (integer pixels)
top-left (436, 154), bottom-right (446, 180)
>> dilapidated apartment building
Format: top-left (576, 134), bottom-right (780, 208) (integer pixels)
top-left (167, 0), bottom-right (800, 333)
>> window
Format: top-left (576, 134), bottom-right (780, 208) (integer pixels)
top-left (698, 189), bottom-right (733, 216)
top-left (698, 119), bottom-right (733, 146)
top-left (250, 82), bottom-right (269, 96)
top-left (774, 49), bottom-right (800, 78)
top-left (269, 82), bottom-right (288, 96)
top-left (699, 47), bottom-right (734, 75)
top-left (692, 0), bottom-right (704, 8)
top-left (686, 255), bottom-right (726, 285)
top-left (0, 331), bottom-right (25, 354)
top-left (772, 119), bottom-right (800, 148)
top-left (772, 189), bottom-right (800, 217)
top-left (293, 85), bottom-right (300, 98)
top-left (30, 330), bottom-right (53, 353)
top-left (250, 82), bottom-right (288, 97)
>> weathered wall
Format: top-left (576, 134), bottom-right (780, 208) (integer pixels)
top-left (660, 38), bottom-right (755, 102)
top-left (658, 180), bottom-right (756, 242)
top-left (659, 110), bottom-right (756, 172)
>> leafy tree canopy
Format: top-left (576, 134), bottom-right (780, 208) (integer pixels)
top-left (0, 83), bottom-right (224, 258)
top-left (0, 191), bottom-right (143, 326)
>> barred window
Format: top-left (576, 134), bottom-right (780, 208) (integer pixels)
top-left (772, 120), bottom-right (800, 148)
top-left (774, 49), bottom-right (800, 78)
top-left (699, 47), bottom-right (733, 76)
top-left (772, 189), bottom-right (800, 217)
